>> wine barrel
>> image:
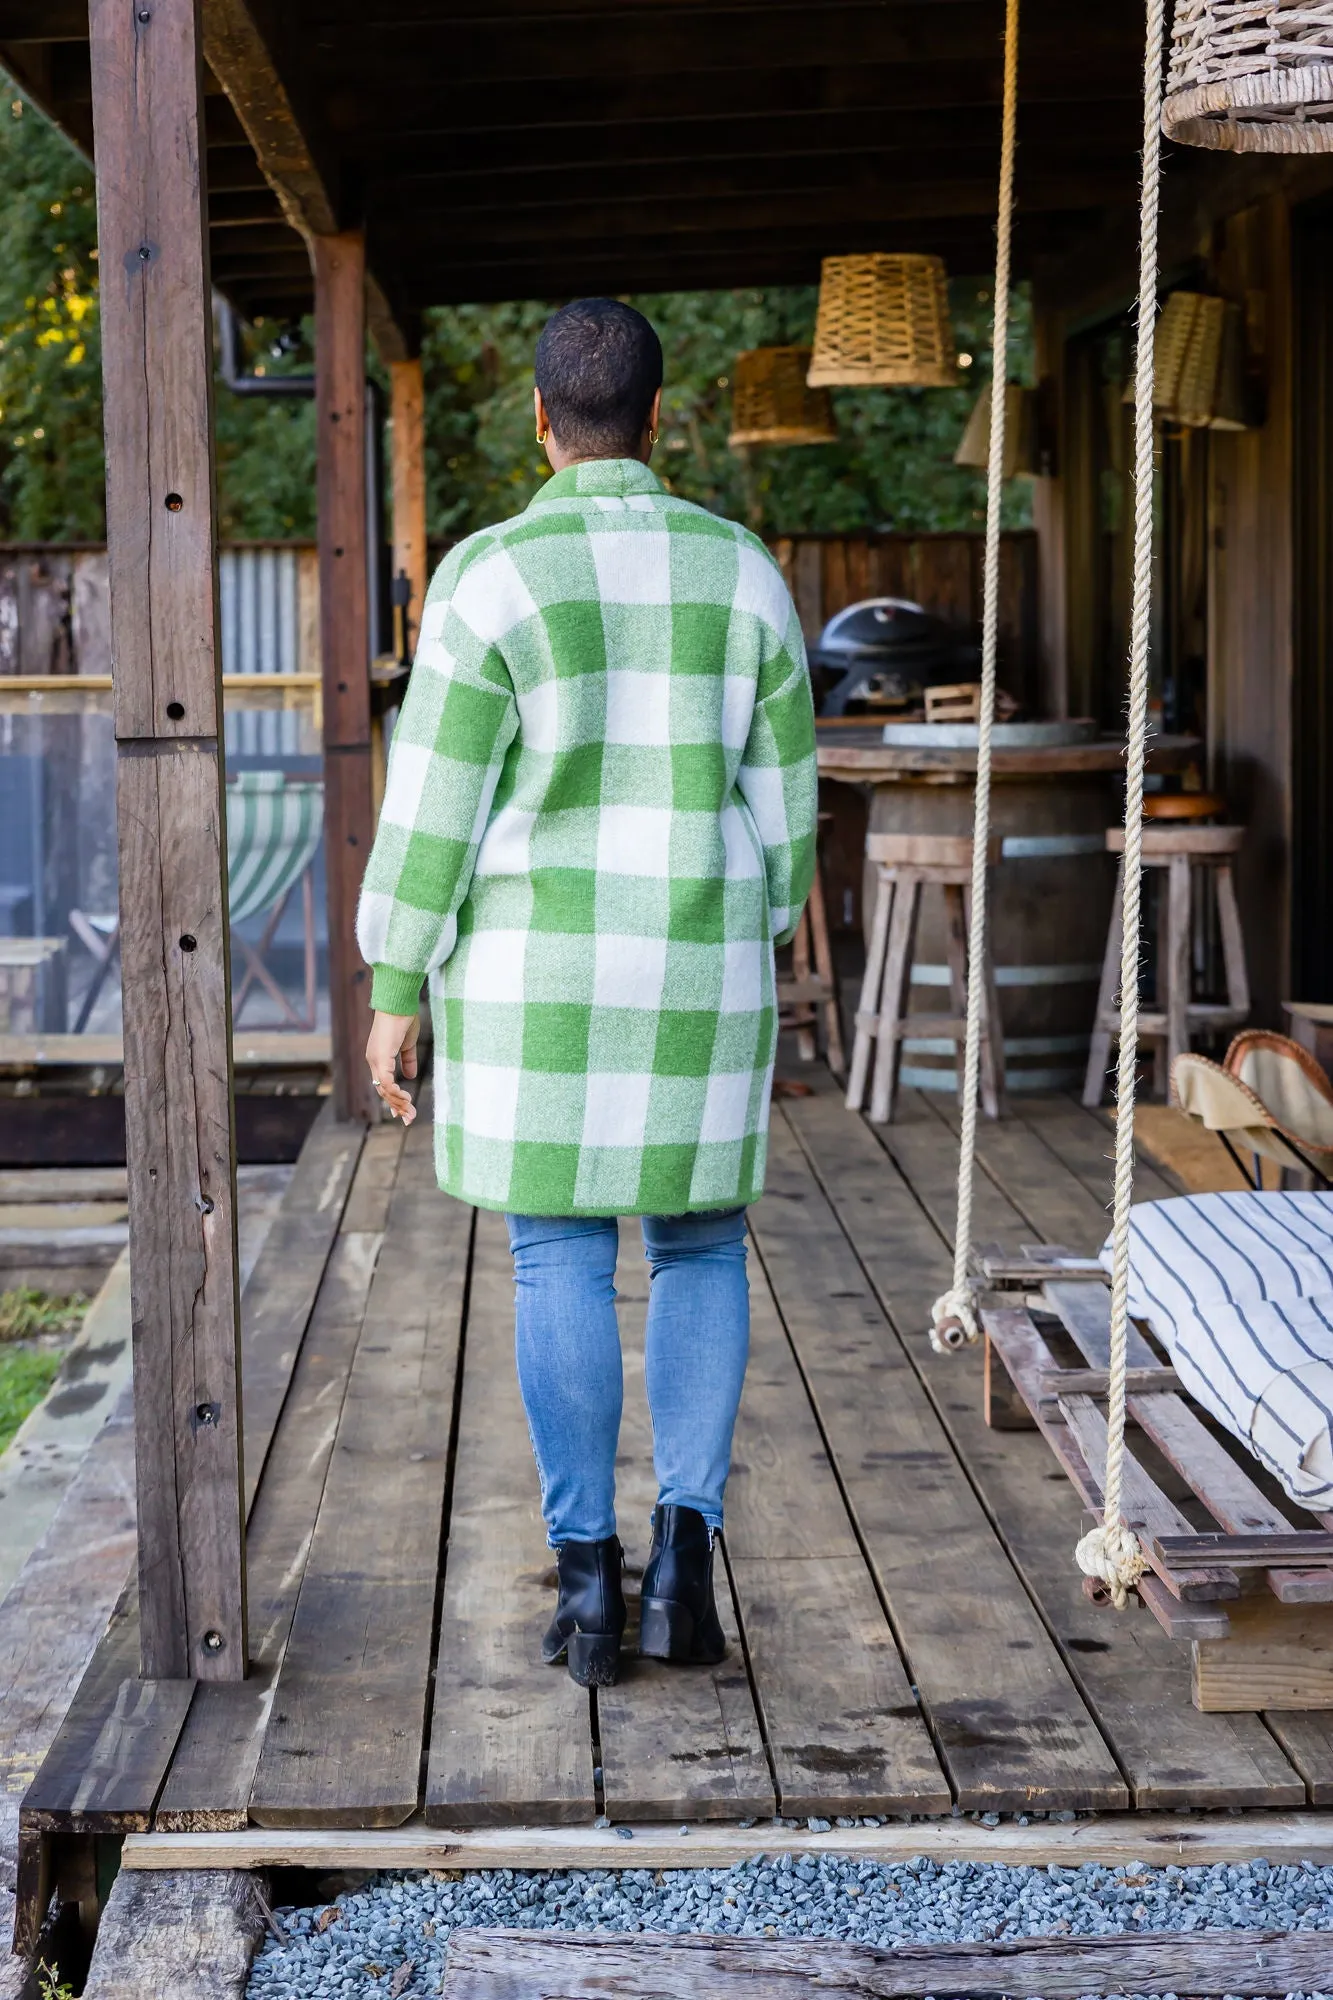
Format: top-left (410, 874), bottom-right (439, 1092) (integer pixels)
top-left (861, 771), bottom-right (1117, 1095)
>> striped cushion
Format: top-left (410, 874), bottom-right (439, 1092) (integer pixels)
top-left (226, 771), bottom-right (323, 926)
top-left (1111, 1192), bottom-right (1333, 1510)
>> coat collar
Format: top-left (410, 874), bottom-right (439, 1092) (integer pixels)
top-left (528, 458), bottom-right (663, 506)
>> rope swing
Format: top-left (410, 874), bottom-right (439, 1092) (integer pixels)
top-left (1074, 0), bottom-right (1167, 1608)
top-left (930, 0), bottom-right (1020, 1354)
top-left (934, 0), bottom-right (1165, 1617)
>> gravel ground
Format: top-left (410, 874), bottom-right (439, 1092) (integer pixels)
top-left (246, 1854), bottom-right (1333, 1998)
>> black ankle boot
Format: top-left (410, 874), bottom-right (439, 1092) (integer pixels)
top-left (542, 1537), bottom-right (626, 1687)
top-left (638, 1505), bottom-right (726, 1665)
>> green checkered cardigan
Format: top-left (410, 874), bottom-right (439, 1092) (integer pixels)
top-left (357, 458), bottom-right (817, 1217)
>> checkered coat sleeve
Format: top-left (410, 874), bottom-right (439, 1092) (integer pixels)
top-left (357, 458), bottom-right (817, 1217)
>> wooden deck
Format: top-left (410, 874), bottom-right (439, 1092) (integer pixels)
top-left (19, 1064), bottom-right (1333, 1918)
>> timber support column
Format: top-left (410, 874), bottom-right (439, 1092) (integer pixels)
top-left (315, 231), bottom-right (377, 1125)
top-left (89, 0), bottom-right (246, 1679)
top-left (390, 356), bottom-right (428, 657)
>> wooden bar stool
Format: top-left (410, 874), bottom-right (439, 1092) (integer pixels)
top-left (846, 832), bottom-right (1005, 1125)
top-left (777, 812), bottom-right (845, 1078)
top-left (1082, 821), bottom-right (1250, 1107)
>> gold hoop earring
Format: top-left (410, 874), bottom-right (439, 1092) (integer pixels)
top-left (648, 428), bottom-right (659, 446)
top-left (536, 426), bottom-right (548, 444)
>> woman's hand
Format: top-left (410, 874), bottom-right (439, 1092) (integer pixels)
top-left (365, 1009), bottom-right (420, 1123)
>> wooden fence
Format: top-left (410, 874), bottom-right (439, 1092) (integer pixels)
top-left (772, 529), bottom-right (1040, 708)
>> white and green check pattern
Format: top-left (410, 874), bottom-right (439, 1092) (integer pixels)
top-left (357, 458), bottom-right (817, 1217)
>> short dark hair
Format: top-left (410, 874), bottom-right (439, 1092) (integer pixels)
top-left (535, 299), bottom-right (663, 456)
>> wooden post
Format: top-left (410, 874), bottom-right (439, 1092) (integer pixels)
top-left (88, 0), bottom-right (246, 1680)
top-left (315, 231), bottom-right (378, 1126)
top-left (390, 357), bottom-right (429, 659)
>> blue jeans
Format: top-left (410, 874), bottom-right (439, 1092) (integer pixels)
top-left (504, 1208), bottom-right (750, 1546)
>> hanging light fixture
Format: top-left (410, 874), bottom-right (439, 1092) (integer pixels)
top-left (954, 381), bottom-right (1038, 476)
top-left (727, 347), bottom-right (838, 447)
top-left (1163, 1), bottom-right (1333, 152)
top-left (807, 254), bottom-right (957, 388)
top-left (1155, 290), bottom-right (1226, 424)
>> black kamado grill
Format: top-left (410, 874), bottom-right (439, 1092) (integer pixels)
top-left (809, 597), bottom-right (980, 716)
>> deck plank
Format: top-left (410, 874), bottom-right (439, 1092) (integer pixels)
top-left (19, 1111), bottom-right (368, 1859)
top-left (238, 1103), bottom-right (366, 1510)
top-left (598, 1231), bottom-right (775, 1824)
top-left (782, 1077), bottom-right (1306, 1810)
top-left (155, 1230), bottom-right (386, 1828)
top-left (249, 1117), bottom-right (468, 1829)
top-left (426, 1210), bottom-right (596, 1828)
top-left (1015, 1094), bottom-right (1181, 1210)
top-left (922, 1094), bottom-right (1114, 1251)
top-left (725, 1269), bottom-right (949, 1816)
top-left (21, 1586), bottom-right (193, 1830)
top-left (753, 1108), bottom-right (1128, 1812)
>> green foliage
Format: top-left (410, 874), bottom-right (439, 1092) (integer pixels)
top-left (0, 1286), bottom-right (88, 1342)
top-left (0, 72), bottom-right (1033, 546)
top-left (36, 1961), bottom-right (74, 2000)
top-left (421, 284), bottom-right (1033, 543)
top-left (0, 1290), bottom-right (86, 1452)
top-left (0, 1346), bottom-right (62, 1453)
top-left (212, 316), bottom-right (319, 540)
top-left (0, 91), bottom-right (102, 539)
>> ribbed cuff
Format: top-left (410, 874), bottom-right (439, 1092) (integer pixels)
top-left (370, 964), bottom-right (425, 1016)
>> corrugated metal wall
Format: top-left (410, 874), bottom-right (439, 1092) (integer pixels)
top-left (219, 545), bottom-right (315, 760)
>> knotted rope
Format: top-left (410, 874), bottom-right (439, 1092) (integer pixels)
top-left (931, 0), bottom-right (1019, 1355)
top-left (1073, 0), bottom-right (1167, 1610)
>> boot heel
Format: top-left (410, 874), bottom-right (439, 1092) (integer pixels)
top-left (567, 1631), bottom-right (621, 1687)
top-left (639, 1596), bottom-right (696, 1662)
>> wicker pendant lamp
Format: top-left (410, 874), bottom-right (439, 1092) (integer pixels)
top-left (954, 381), bottom-right (1038, 476)
top-left (1121, 290), bottom-right (1250, 427)
top-left (727, 347), bottom-right (838, 447)
top-left (807, 254), bottom-right (957, 387)
top-left (1163, 1), bottom-right (1333, 152)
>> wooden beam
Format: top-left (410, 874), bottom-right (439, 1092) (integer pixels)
top-left (390, 358), bottom-right (428, 661)
top-left (375, 138), bottom-right (1142, 216)
top-left (439, 1925), bottom-right (1333, 1999)
top-left (118, 1808), bottom-right (1333, 1873)
top-left (0, 0), bottom-right (87, 36)
top-left (314, 230), bottom-right (376, 1128)
top-left (200, 0), bottom-right (337, 234)
top-left (366, 99), bottom-right (1145, 185)
top-left (330, 56), bottom-right (1142, 147)
top-left (201, 0), bottom-right (411, 362)
top-left (79, 1869), bottom-right (270, 1999)
top-left (371, 173), bottom-right (1127, 256)
top-left (306, 4), bottom-right (1141, 88)
top-left (88, 0), bottom-right (246, 1681)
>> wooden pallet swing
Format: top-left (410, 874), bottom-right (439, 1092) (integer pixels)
top-left (928, 0), bottom-right (1333, 1716)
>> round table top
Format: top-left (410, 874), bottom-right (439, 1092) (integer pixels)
top-left (815, 726), bottom-right (1201, 780)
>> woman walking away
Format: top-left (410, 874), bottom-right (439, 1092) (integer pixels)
top-left (357, 299), bottom-right (817, 1688)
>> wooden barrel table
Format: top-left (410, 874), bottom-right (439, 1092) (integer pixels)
top-left (817, 725), bottom-right (1201, 1096)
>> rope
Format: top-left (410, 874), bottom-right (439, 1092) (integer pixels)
top-left (1073, 0), bottom-right (1167, 1610)
top-left (931, 0), bottom-right (1019, 1355)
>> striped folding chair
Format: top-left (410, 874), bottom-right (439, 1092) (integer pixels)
top-left (70, 770), bottom-right (325, 1033)
top-left (227, 771), bottom-right (325, 1030)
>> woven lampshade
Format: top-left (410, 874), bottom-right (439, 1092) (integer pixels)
top-left (1164, 0), bottom-right (1333, 152)
top-left (1124, 291), bottom-right (1235, 427)
top-left (727, 347), bottom-right (838, 447)
top-left (807, 254), bottom-right (957, 388)
top-left (1157, 290), bottom-right (1226, 424)
top-left (953, 382), bottom-right (1038, 477)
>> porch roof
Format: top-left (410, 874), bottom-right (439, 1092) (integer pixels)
top-left (2, 0), bottom-right (1151, 353)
